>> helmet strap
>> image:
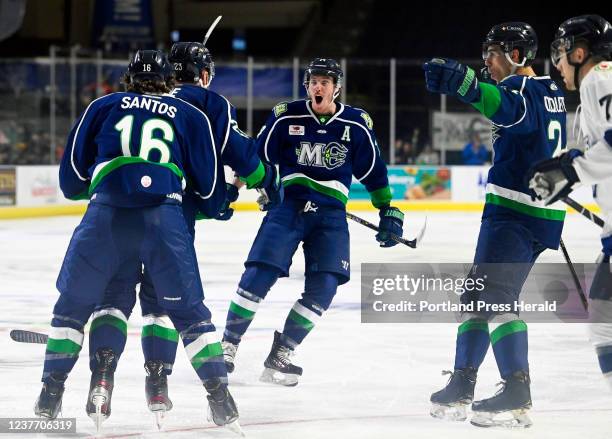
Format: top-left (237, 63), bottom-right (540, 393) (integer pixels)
top-left (504, 52), bottom-right (526, 75)
top-left (568, 52), bottom-right (591, 90)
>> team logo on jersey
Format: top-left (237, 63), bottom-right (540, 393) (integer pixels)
top-left (274, 103), bottom-right (288, 117)
top-left (550, 83), bottom-right (558, 91)
top-left (296, 141), bottom-right (348, 170)
top-left (289, 125), bottom-right (305, 135)
top-left (360, 112), bottom-right (373, 129)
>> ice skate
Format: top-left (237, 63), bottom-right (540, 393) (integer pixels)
top-left (86, 348), bottom-right (116, 431)
top-left (259, 331), bottom-right (302, 387)
top-left (144, 360), bottom-right (172, 429)
top-left (470, 371), bottom-right (532, 429)
top-left (430, 367), bottom-right (477, 421)
top-left (222, 341), bottom-right (238, 373)
top-left (34, 372), bottom-right (67, 419)
top-left (204, 378), bottom-right (243, 436)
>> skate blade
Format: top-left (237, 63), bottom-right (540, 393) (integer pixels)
top-left (226, 419), bottom-right (245, 437)
top-left (259, 368), bottom-right (299, 387)
top-left (430, 403), bottom-right (468, 421)
top-left (471, 409), bottom-right (532, 429)
top-left (154, 410), bottom-right (166, 430)
top-left (88, 394), bottom-right (109, 432)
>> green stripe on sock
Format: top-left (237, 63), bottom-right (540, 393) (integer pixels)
top-left (490, 320), bottom-right (528, 346)
top-left (190, 342), bottom-right (223, 367)
top-left (90, 314), bottom-right (127, 336)
top-left (46, 338), bottom-right (82, 355)
top-left (142, 324), bottom-right (179, 342)
top-left (288, 309), bottom-right (315, 331)
top-left (229, 301), bottom-right (256, 319)
top-left (457, 320), bottom-right (489, 336)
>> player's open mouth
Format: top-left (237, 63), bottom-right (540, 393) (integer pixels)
top-left (314, 96), bottom-right (323, 104)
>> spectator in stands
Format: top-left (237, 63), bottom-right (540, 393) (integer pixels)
top-left (395, 138), bottom-right (415, 164)
top-left (416, 143), bottom-right (440, 165)
top-left (462, 132), bottom-right (489, 165)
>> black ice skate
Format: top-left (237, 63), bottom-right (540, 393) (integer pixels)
top-left (86, 348), bottom-right (116, 432)
top-left (144, 360), bottom-right (172, 429)
top-left (204, 378), bottom-right (243, 436)
top-left (34, 372), bottom-right (67, 419)
top-left (470, 371), bottom-right (532, 429)
top-left (430, 368), bottom-right (477, 421)
top-left (222, 341), bottom-right (238, 373)
top-left (260, 331), bottom-right (303, 387)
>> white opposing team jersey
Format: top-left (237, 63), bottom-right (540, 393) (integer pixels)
top-left (572, 61), bottom-right (612, 238)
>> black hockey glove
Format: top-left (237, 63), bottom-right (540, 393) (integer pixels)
top-left (256, 162), bottom-right (284, 211)
top-left (376, 206), bottom-right (404, 248)
top-left (215, 183), bottom-right (240, 221)
top-left (527, 149), bottom-right (582, 205)
top-left (423, 58), bottom-right (481, 104)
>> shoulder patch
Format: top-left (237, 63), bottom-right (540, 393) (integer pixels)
top-left (274, 103), bottom-right (288, 117)
top-left (360, 112), bottom-right (373, 130)
top-left (595, 62), bottom-right (612, 71)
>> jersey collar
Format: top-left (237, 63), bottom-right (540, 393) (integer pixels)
top-left (306, 100), bottom-right (345, 125)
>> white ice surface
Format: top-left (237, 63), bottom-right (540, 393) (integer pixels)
top-left (0, 211), bottom-right (610, 438)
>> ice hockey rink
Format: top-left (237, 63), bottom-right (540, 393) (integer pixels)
top-left (1, 210), bottom-right (611, 439)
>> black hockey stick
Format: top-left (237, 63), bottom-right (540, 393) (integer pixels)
top-left (10, 329), bottom-right (48, 344)
top-left (559, 238), bottom-right (588, 311)
top-left (562, 196), bottom-right (605, 228)
top-left (346, 212), bottom-right (426, 248)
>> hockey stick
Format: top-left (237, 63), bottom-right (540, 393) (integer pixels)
top-left (346, 212), bottom-right (426, 248)
top-left (559, 238), bottom-right (588, 311)
top-left (10, 329), bottom-right (48, 344)
top-left (562, 196), bottom-right (605, 228)
top-left (202, 15), bottom-right (222, 46)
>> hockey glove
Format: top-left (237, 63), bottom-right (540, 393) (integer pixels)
top-left (376, 206), bottom-right (405, 248)
top-left (215, 183), bottom-right (240, 221)
top-left (527, 149), bottom-right (582, 205)
top-left (256, 162), bottom-right (284, 211)
top-left (423, 58), bottom-right (481, 104)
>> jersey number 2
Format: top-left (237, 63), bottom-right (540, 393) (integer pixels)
top-left (114, 115), bottom-right (175, 163)
top-left (548, 120), bottom-right (563, 155)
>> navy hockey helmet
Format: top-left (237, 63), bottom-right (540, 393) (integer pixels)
top-left (125, 50), bottom-right (174, 86)
top-left (551, 15), bottom-right (612, 66)
top-left (303, 58), bottom-right (343, 99)
top-left (482, 22), bottom-right (538, 67)
top-left (169, 42), bottom-right (215, 85)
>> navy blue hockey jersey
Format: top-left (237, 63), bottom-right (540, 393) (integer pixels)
top-left (256, 100), bottom-right (391, 209)
top-left (59, 92), bottom-right (225, 217)
top-left (472, 75), bottom-right (567, 249)
top-left (169, 84), bottom-right (264, 186)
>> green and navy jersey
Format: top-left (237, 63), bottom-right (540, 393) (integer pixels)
top-left (471, 75), bottom-right (567, 249)
top-left (257, 100), bottom-right (391, 209)
top-left (168, 84), bottom-right (265, 188)
top-left (59, 91), bottom-right (225, 217)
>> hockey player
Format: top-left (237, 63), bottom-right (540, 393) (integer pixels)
top-left (423, 23), bottom-right (567, 427)
top-left (86, 42), bottom-right (282, 425)
top-left (527, 14), bottom-right (612, 391)
top-left (33, 50), bottom-right (241, 432)
top-left (220, 58), bottom-right (404, 386)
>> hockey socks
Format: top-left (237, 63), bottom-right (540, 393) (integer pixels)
top-left (281, 300), bottom-right (323, 347)
top-left (454, 319), bottom-right (490, 370)
top-left (490, 319), bottom-right (529, 378)
top-left (89, 308), bottom-right (129, 372)
top-left (223, 264), bottom-right (280, 345)
top-left (141, 314), bottom-right (179, 375)
top-left (224, 288), bottom-right (263, 344)
top-left (42, 296), bottom-right (92, 380)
